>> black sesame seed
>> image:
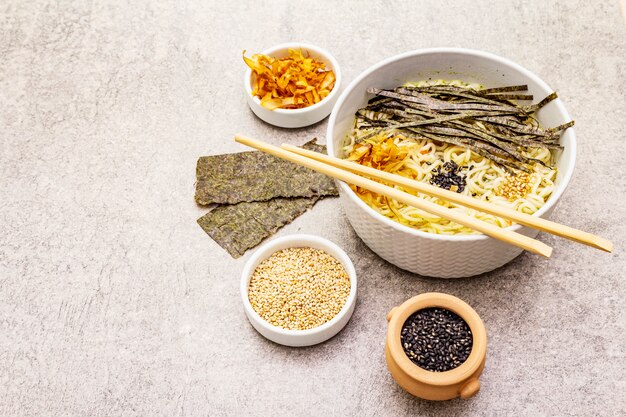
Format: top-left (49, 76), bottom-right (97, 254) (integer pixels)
top-left (429, 160), bottom-right (467, 193)
top-left (400, 307), bottom-right (473, 372)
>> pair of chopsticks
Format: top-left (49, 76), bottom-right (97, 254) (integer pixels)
top-left (234, 134), bottom-right (613, 257)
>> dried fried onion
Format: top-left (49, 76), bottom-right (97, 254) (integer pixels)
top-left (243, 49), bottom-right (336, 110)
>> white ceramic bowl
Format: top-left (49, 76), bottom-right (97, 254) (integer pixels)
top-left (326, 48), bottom-right (576, 278)
top-left (244, 42), bottom-right (342, 128)
top-left (241, 234), bottom-right (357, 347)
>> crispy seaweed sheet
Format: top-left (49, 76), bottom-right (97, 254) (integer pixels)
top-left (195, 139), bottom-right (338, 258)
top-left (195, 139), bottom-right (337, 205)
top-left (197, 196), bottom-right (320, 258)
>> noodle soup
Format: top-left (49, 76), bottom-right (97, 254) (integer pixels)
top-left (341, 80), bottom-right (565, 235)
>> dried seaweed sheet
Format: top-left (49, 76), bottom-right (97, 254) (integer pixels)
top-left (195, 139), bottom-right (337, 205)
top-left (197, 196), bottom-right (319, 258)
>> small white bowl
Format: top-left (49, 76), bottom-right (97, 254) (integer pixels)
top-left (243, 42), bottom-right (342, 128)
top-left (241, 234), bottom-right (357, 347)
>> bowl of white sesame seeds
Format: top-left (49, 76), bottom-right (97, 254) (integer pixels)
top-left (241, 234), bottom-right (357, 347)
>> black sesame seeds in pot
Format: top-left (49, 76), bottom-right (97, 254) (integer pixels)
top-left (400, 307), bottom-right (473, 372)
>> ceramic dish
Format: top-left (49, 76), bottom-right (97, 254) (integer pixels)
top-left (326, 48), bottom-right (576, 278)
top-left (244, 42), bottom-right (342, 128)
top-left (240, 234), bottom-right (357, 347)
top-left (386, 293), bottom-right (487, 400)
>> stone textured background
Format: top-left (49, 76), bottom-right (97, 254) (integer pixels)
top-left (1, 1), bottom-right (625, 416)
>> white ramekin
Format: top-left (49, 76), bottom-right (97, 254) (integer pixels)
top-left (243, 42), bottom-right (342, 128)
top-left (240, 234), bottom-right (357, 347)
top-left (326, 48), bottom-right (576, 278)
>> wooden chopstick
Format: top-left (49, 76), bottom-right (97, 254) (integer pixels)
top-left (235, 134), bottom-right (552, 258)
top-left (282, 144), bottom-right (613, 253)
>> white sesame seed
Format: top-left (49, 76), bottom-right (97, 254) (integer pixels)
top-left (248, 247), bottom-right (351, 330)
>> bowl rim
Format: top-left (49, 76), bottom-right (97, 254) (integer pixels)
top-left (243, 42), bottom-right (342, 115)
top-left (326, 47), bottom-right (577, 242)
top-left (240, 234), bottom-right (357, 339)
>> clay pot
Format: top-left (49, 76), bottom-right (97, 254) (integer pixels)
top-left (385, 292), bottom-right (487, 401)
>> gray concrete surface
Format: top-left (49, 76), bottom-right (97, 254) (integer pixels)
top-left (1, 1), bottom-right (625, 416)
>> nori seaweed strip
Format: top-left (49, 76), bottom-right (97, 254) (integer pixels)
top-left (356, 123), bottom-right (387, 129)
top-left (397, 87), bottom-right (505, 105)
top-left (395, 87), bottom-right (521, 112)
top-left (400, 101), bottom-right (519, 119)
top-left (355, 128), bottom-right (386, 143)
top-left (387, 100), bottom-right (441, 115)
top-left (386, 99), bottom-right (507, 118)
top-left (385, 99), bottom-right (518, 122)
top-left (356, 110), bottom-right (400, 127)
top-left (404, 85), bottom-right (536, 106)
top-left (452, 119), bottom-right (537, 144)
top-left (356, 109), bottom-right (396, 122)
top-left (399, 86), bottom-right (528, 107)
top-left (437, 91), bottom-right (521, 105)
top-left (356, 117), bottom-right (389, 127)
top-left (481, 123), bottom-right (562, 149)
top-left (435, 102), bottom-right (523, 112)
top-left (480, 85), bottom-right (528, 94)
top-left (402, 127), bottom-right (526, 172)
top-left (484, 94), bottom-right (534, 100)
top-left (404, 85), bottom-right (530, 105)
top-left (390, 113), bottom-right (482, 128)
top-left (420, 125), bottom-right (557, 153)
top-left (374, 113), bottom-right (481, 131)
top-left (404, 126), bottom-right (512, 160)
top-left (435, 124), bottom-right (547, 149)
top-left (525, 92), bottom-right (558, 112)
top-left (483, 122), bottom-right (563, 149)
top-left (368, 87), bottom-right (441, 107)
top-left (446, 121), bottom-right (545, 166)
top-left (402, 128), bottom-right (527, 172)
top-left (515, 139), bottom-right (562, 149)
top-left (372, 107), bottom-right (429, 121)
top-left (367, 95), bottom-right (393, 104)
top-left (354, 109), bottom-right (406, 142)
top-left (417, 125), bottom-right (478, 138)
top-left (403, 85), bottom-right (481, 94)
top-left (476, 116), bottom-right (550, 136)
top-left (400, 128), bottom-right (478, 150)
top-left (359, 108), bottom-right (512, 137)
top-left (492, 134), bottom-right (563, 149)
top-left (474, 115), bottom-right (562, 143)
top-left (395, 130), bottom-right (431, 141)
top-left (455, 121), bottom-right (548, 166)
top-left (369, 87), bottom-right (522, 113)
top-left (364, 97), bottom-right (393, 109)
top-left (357, 118), bottom-right (387, 130)
top-left (362, 121), bottom-right (441, 136)
top-left (356, 125), bottom-right (386, 132)
top-left (546, 120), bottom-right (575, 132)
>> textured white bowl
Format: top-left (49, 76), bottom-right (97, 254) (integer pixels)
top-left (244, 42), bottom-right (341, 128)
top-left (326, 48), bottom-right (576, 278)
top-left (241, 234), bottom-right (357, 347)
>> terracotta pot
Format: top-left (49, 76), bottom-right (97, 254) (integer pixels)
top-left (385, 293), bottom-right (487, 400)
